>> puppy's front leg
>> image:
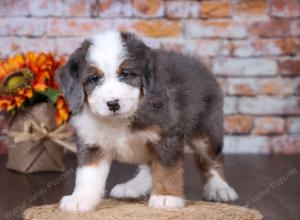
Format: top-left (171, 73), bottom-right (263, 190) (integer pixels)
top-left (149, 135), bottom-right (185, 209)
top-left (149, 156), bottom-right (185, 209)
top-left (60, 147), bottom-right (111, 212)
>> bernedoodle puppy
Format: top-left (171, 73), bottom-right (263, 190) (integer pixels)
top-left (56, 31), bottom-right (238, 212)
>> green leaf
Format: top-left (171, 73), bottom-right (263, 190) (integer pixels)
top-left (38, 88), bottom-right (59, 104)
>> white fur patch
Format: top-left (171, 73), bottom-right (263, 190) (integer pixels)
top-left (203, 169), bottom-right (239, 202)
top-left (88, 31), bottom-right (126, 76)
top-left (71, 108), bottom-right (160, 164)
top-left (60, 159), bottom-right (111, 212)
top-left (88, 80), bottom-right (140, 118)
top-left (148, 195), bottom-right (185, 209)
top-left (86, 31), bottom-right (140, 118)
top-left (110, 165), bottom-right (152, 198)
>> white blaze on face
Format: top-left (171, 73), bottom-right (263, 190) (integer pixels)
top-left (86, 31), bottom-right (140, 118)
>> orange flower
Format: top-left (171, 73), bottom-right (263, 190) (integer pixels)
top-left (0, 52), bottom-right (70, 126)
top-left (55, 96), bottom-right (69, 126)
top-left (33, 82), bottom-right (47, 91)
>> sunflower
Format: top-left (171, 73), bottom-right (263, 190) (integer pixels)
top-left (0, 52), bottom-right (69, 126)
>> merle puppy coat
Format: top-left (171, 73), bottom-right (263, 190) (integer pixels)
top-left (56, 31), bottom-right (238, 212)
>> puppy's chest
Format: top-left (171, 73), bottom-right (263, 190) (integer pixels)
top-left (72, 111), bottom-right (160, 164)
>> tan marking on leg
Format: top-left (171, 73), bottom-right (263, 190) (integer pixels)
top-left (190, 135), bottom-right (224, 184)
top-left (151, 155), bottom-right (184, 197)
top-left (190, 135), bottom-right (238, 202)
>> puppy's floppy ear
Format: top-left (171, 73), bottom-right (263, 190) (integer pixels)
top-left (120, 32), bottom-right (155, 96)
top-left (142, 50), bottom-right (155, 96)
top-left (56, 40), bottom-right (91, 114)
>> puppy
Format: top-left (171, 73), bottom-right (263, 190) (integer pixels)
top-left (56, 31), bottom-right (238, 212)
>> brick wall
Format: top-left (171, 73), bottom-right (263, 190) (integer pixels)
top-left (0, 0), bottom-right (300, 154)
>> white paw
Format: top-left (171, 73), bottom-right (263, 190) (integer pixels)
top-left (203, 185), bottom-right (239, 202)
top-left (110, 165), bottom-right (152, 199)
top-left (148, 195), bottom-right (185, 209)
top-left (110, 183), bottom-right (145, 199)
top-left (203, 169), bottom-right (239, 202)
top-left (110, 181), bottom-right (151, 199)
top-left (59, 194), bottom-right (100, 212)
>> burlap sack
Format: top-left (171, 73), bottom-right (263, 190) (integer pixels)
top-left (6, 103), bottom-right (74, 173)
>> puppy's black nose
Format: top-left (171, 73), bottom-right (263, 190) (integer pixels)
top-left (106, 99), bottom-right (120, 112)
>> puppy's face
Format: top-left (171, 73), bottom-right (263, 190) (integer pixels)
top-left (56, 31), bottom-right (152, 118)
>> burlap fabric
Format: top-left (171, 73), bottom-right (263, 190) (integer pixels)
top-left (23, 199), bottom-right (263, 220)
top-left (7, 103), bottom-right (75, 173)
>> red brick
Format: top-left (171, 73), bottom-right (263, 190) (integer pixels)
top-left (0, 18), bottom-right (46, 37)
top-left (132, 20), bottom-right (181, 38)
top-left (254, 117), bottom-right (285, 135)
top-left (235, 0), bottom-right (268, 17)
top-left (227, 78), bottom-right (256, 96)
top-left (238, 97), bottom-right (300, 115)
top-left (251, 20), bottom-right (292, 37)
top-left (224, 97), bottom-right (238, 114)
top-left (99, 0), bottom-right (132, 18)
top-left (0, 0), bottom-right (30, 16)
top-left (264, 38), bottom-right (296, 56)
top-left (29, 0), bottom-right (65, 17)
top-left (166, 1), bottom-right (199, 18)
top-left (195, 40), bottom-right (231, 57)
top-left (233, 38), bottom-right (298, 57)
top-left (279, 59), bottom-right (300, 76)
top-left (47, 18), bottom-right (113, 37)
top-left (65, 0), bottom-right (96, 17)
top-left (216, 77), bottom-right (227, 94)
top-left (55, 37), bottom-right (85, 55)
top-left (258, 79), bottom-right (282, 95)
top-left (271, 136), bottom-right (300, 154)
top-left (226, 77), bottom-right (300, 96)
top-left (232, 40), bottom-right (262, 57)
top-left (184, 20), bottom-right (247, 39)
top-left (160, 39), bottom-right (196, 54)
top-left (224, 115), bottom-right (253, 134)
top-left (291, 20), bottom-right (300, 36)
top-left (142, 38), bottom-right (161, 49)
top-left (287, 117), bottom-right (300, 134)
top-left (0, 37), bottom-right (56, 58)
top-left (271, 0), bottom-right (300, 18)
top-left (132, 0), bottom-right (164, 18)
top-left (258, 78), bottom-right (300, 96)
top-left (224, 135), bottom-right (270, 153)
top-left (201, 1), bottom-right (232, 18)
top-left (212, 58), bottom-right (278, 76)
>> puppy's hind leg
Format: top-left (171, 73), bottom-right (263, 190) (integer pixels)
top-left (110, 165), bottom-right (153, 199)
top-left (190, 135), bottom-right (238, 202)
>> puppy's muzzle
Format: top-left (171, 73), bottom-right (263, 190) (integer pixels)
top-left (106, 99), bottom-right (120, 112)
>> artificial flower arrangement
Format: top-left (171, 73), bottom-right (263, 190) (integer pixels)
top-left (0, 52), bottom-right (75, 173)
top-left (0, 52), bottom-right (69, 125)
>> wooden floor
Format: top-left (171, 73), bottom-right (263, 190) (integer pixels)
top-left (0, 154), bottom-right (299, 220)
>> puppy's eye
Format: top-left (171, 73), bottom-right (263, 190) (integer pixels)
top-left (87, 75), bottom-right (101, 83)
top-left (119, 70), bottom-right (136, 79)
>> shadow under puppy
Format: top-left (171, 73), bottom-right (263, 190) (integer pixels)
top-left (56, 31), bottom-right (238, 212)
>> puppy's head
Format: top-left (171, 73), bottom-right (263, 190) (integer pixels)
top-left (56, 31), bottom-right (153, 118)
